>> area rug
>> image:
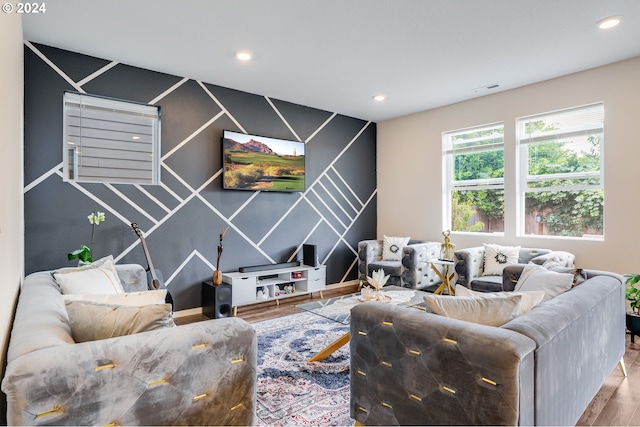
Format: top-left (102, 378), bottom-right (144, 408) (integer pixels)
top-left (252, 311), bottom-right (353, 426)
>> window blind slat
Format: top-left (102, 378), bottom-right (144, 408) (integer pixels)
top-left (63, 92), bottom-right (160, 185)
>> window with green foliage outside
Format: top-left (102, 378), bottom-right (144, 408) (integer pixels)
top-left (518, 103), bottom-right (604, 238)
top-left (443, 123), bottom-right (505, 233)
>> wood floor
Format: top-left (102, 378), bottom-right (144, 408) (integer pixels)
top-left (176, 285), bottom-right (639, 426)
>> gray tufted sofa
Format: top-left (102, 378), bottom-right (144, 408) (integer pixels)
top-left (455, 247), bottom-right (575, 292)
top-left (2, 265), bottom-right (257, 426)
top-left (350, 269), bottom-right (625, 426)
top-left (358, 239), bottom-right (442, 290)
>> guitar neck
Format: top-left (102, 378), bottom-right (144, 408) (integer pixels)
top-left (132, 224), bottom-right (158, 283)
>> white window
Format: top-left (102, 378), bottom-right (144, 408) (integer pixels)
top-left (517, 103), bottom-right (604, 238)
top-left (443, 123), bottom-right (505, 233)
top-left (63, 92), bottom-right (161, 185)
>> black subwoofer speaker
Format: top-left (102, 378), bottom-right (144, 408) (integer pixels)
top-left (202, 282), bottom-right (232, 319)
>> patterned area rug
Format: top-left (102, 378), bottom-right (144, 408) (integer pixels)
top-left (252, 311), bottom-right (353, 426)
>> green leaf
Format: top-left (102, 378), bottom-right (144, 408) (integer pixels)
top-left (67, 245), bottom-right (92, 263)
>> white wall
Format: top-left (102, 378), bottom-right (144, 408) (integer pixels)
top-left (378, 57), bottom-right (640, 274)
top-left (0, 11), bottom-right (24, 400)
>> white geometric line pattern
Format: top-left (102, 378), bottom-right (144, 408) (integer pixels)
top-left (23, 42), bottom-right (377, 310)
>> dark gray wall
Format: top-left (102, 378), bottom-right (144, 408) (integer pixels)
top-left (23, 43), bottom-right (377, 311)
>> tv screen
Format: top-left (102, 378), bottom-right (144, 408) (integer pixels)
top-left (222, 130), bottom-right (306, 192)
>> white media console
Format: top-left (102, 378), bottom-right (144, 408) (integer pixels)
top-left (222, 264), bottom-right (326, 310)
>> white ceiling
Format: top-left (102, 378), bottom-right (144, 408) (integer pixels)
top-left (22, 0), bottom-right (640, 122)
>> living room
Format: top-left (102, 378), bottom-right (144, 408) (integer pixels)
top-left (2, 1), bottom-right (640, 425)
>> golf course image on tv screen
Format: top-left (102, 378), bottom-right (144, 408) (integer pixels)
top-left (222, 130), bottom-right (305, 192)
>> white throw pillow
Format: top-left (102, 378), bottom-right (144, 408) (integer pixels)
top-left (455, 284), bottom-right (545, 315)
top-left (65, 300), bottom-right (174, 343)
top-left (423, 294), bottom-right (522, 327)
top-left (53, 255), bottom-right (125, 295)
top-left (514, 263), bottom-right (573, 301)
top-left (62, 289), bottom-right (167, 306)
top-left (483, 244), bottom-right (520, 276)
top-left (382, 235), bottom-right (410, 261)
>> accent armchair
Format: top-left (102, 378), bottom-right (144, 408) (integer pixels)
top-left (455, 246), bottom-right (575, 292)
top-left (358, 239), bottom-right (443, 290)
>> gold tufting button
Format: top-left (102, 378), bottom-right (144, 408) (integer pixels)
top-left (36, 406), bottom-right (63, 418)
top-left (481, 377), bottom-right (498, 386)
top-left (443, 386), bottom-right (456, 394)
top-left (95, 363), bottom-right (115, 371)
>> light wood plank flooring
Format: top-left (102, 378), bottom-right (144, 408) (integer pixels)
top-left (177, 285), bottom-right (639, 426)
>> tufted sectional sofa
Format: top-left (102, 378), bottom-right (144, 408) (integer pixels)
top-left (358, 239), bottom-right (443, 290)
top-left (350, 268), bottom-right (625, 425)
top-left (2, 264), bottom-right (257, 426)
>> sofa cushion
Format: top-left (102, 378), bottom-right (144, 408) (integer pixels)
top-left (62, 289), bottom-right (167, 306)
top-left (455, 284), bottom-right (545, 315)
top-left (470, 275), bottom-right (504, 292)
top-left (368, 261), bottom-right (402, 278)
top-left (483, 244), bottom-right (520, 276)
top-left (514, 263), bottom-right (573, 301)
top-left (382, 235), bottom-right (410, 261)
top-left (423, 293), bottom-right (523, 327)
top-left (65, 300), bottom-right (174, 342)
top-left (53, 255), bottom-right (125, 295)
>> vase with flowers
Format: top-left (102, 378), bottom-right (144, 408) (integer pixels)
top-left (366, 268), bottom-right (390, 301)
top-left (67, 209), bottom-right (106, 265)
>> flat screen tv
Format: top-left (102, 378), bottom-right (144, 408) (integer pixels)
top-left (222, 130), bottom-right (306, 192)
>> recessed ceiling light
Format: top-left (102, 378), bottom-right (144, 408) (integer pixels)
top-left (372, 94), bottom-right (386, 102)
top-left (597, 15), bottom-right (622, 29)
top-left (236, 51), bottom-right (252, 61)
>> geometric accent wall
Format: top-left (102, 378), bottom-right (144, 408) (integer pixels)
top-left (23, 42), bottom-right (377, 311)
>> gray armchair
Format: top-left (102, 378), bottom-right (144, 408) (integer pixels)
top-left (358, 239), bottom-right (443, 290)
top-left (454, 246), bottom-right (575, 292)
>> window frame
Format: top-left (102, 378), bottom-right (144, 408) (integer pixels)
top-left (63, 92), bottom-right (161, 185)
top-left (442, 122), bottom-right (505, 234)
top-left (516, 102), bottom-right (604, 239)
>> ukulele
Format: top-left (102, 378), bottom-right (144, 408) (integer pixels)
top-left (131, 223), bottom-right (173, 306)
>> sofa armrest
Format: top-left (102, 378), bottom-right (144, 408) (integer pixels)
top-left (350, 303), bottom-right (536, 426)
top-left (358, 240), bottom-right (382, 281)
top-left (2, 318), bottom-right (257, 426)
top-left (401, 242), bottom-right (441, 290)
top-left (502, 264), bottom-right (527, 291)
top-left (454, 247), bottom-right (485, 287)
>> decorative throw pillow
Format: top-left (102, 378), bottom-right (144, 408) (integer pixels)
top-left (542, 261), bottom-right (588, 288)
top-left (423, 294), bottom-right (523, 327)
top-left (53, 255), bottom-right (125, 295)
top-left (514, 263), bottom-right (573, 301)
top-left (65, 300), bottom-right (174, 343)
top-left (455, 284), bottom-right (545, 315)
top-left (482, 244), bottom-right (520, 276)
top-left (382, 235), bottom-right (410, 261)
top-left (529, 251), bottom-right (575, 268)
top-left (62, 289), bottom-right (167, 306)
